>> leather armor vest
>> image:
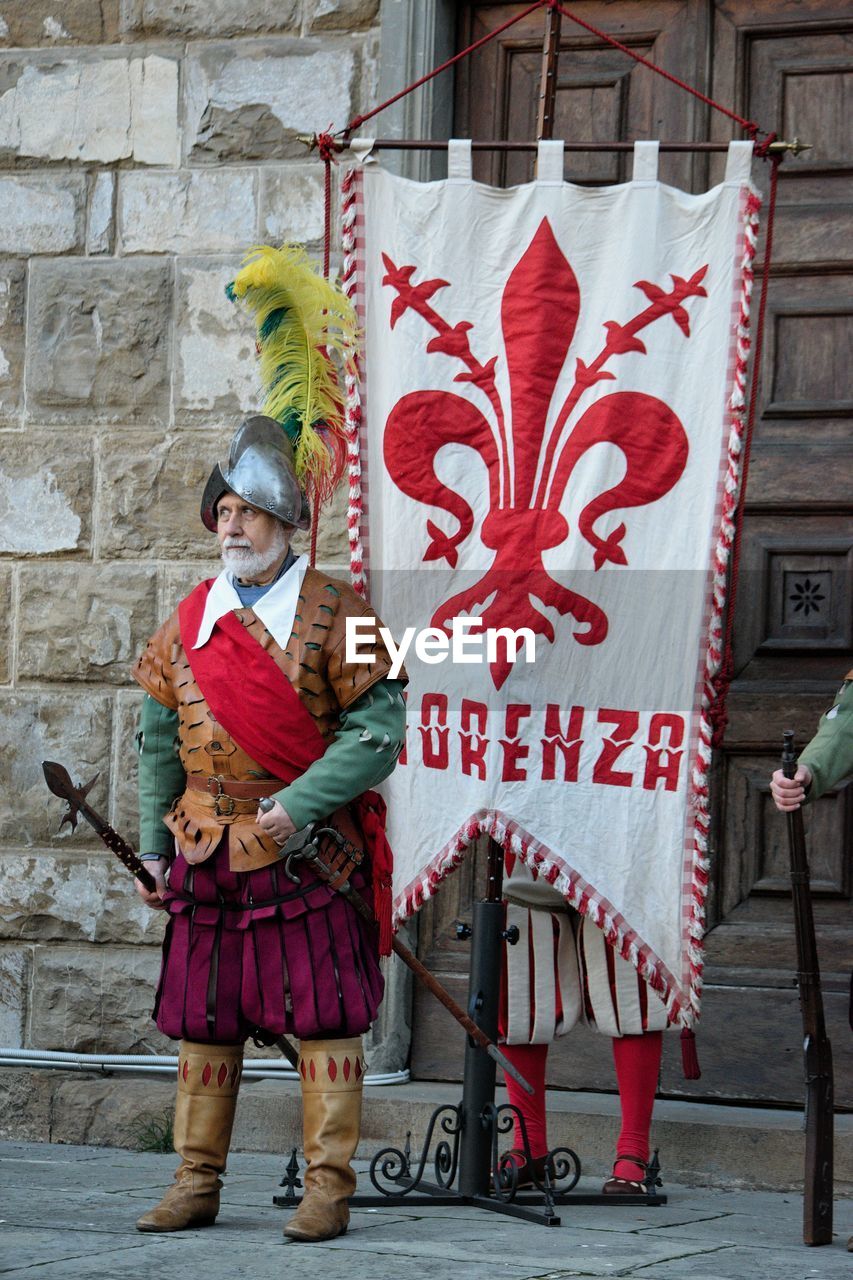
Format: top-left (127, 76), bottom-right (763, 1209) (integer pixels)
top-left (132, 569), bottom-right (396, 872)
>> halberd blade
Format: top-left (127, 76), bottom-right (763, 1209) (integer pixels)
top-left (78, 773), bottom-right (99, 801)
top-left (58, 806), bottom-right (80, 834)
top-left (41, 760), bottom-right (74, 799)
top-left (42, 761), bottom-right (99, 835)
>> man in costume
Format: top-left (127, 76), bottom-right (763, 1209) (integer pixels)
top-left (497, 858), bottom-right (672, 1194)
top-left (132, 247), bottom-right (406, 1243)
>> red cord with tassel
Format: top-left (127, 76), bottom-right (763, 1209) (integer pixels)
top-left (356, 791), bottom-right (395, 957)
top-left (680, 1027), bottom-right (702, 1080)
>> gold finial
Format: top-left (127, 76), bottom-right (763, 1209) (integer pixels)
top-left (768, 137), bottom-right (812, 155)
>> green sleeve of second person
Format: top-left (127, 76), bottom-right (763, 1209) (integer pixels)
top-left (799, 678), bottom-right (853, 803)
top-left (275, 678), bottom-right (407, 830)
top-left (136, 695), bottom-right (186, 856)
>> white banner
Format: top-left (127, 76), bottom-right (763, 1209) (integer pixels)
top-left (342, 141), bottom-right (759, 1025)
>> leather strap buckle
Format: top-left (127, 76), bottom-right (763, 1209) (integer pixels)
top-left (211, 776), bottom-right (235, 817)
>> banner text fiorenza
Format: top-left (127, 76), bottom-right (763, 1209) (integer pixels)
top-left (400, 696), bottom-right (687, 792)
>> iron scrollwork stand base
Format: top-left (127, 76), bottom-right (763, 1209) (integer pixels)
top-left (351, 1102), bottom-right (665, 1226)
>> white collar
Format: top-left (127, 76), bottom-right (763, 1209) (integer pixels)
top-left (192, 554), bottom-right (309, 650)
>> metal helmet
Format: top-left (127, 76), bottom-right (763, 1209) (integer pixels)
top-left (200, 415), bottom-right (310, 532)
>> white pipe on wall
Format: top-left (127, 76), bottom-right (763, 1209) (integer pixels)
top-left (0, 1047), bottom-right (409, 1086)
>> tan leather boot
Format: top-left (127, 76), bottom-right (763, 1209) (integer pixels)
top-left (136, 1040), bottom-right (243, 1233)
top-left (282, 1037), bottom-right (365, 1242)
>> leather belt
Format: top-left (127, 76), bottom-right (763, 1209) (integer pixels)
top-left (186, 774), bottom-right (284, 817)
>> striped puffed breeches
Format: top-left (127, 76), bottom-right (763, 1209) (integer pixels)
top-left (502, 901), bottom-right (671, 1044)
top-left (500, 849), bottom-right (671, 1044)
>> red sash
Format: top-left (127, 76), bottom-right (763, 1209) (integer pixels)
top-left (178, 580), bottom-right (394, 953)
top-left (179, 580), bottom-right (326, 781)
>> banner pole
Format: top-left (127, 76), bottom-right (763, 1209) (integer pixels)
top-left (457, 841), bottom-right (505, 1197)
top-left (536, 2), bottom-right (562, 140)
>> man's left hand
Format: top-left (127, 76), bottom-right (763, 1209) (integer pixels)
top-left (257, 799), bottom-right (296, 845)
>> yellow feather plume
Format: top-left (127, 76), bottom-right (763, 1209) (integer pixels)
top-left (227, 244), bottom-right (358, 499)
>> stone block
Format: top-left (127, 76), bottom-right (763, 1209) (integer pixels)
top-left (0, 3), bottom-right (120, 47)
top-left (184, 40), bottom-right (356, 165)
top-left (259, 164), bottom-right (327, 247)
top-left (51, 1075), bottom-right (176, 1147)
top-left (118, 169), bottom-right (258, 255)
top-left (0, 1068), bottom-right (54, 1142)
top-left (174, 258), bottom-right (261, 422)
top-left (232, 1079), bottom-right (302, 1152)
top-left (120, 0), bottom-right (299, 38)
top-left (361, 27), bottom-right (380, 115)
top-left (306, 0), bottom-right (380, 31)
top-left (0, 432), bottom-right (93, 556)
top-left (0, 565), bottom-right (10, 682)
top-left (86, 171), bottom-right (115, 255)
top-left (291, 479), bottom-right (351, 567)
top-left (17, 563), bottom-right (158, 684)
top-left (26, 258), bottom-right (172, 425)
top-left (0, 51), bottom-right (179, 166)
top-left (0, 945), bottom-right (29, 1046)
top-left (0, 174), bottom-right (86, 254)
top-left (97, 431), bottom-right (230, 559)
top-left (159, 560), bottom-right (221, 619)
top-left (0, 259), bottom-right (25, 424)
top-left (0, 849), bottom-right (165, 946)
top-left (29, 943), bottom-right (170, 1053)
top-left (0, 689), bottom-right (112, 849)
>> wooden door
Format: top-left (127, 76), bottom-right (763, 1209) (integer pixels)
top-left (410, 0), bottom-right (853, 1105)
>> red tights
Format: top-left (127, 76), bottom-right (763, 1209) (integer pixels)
top-left (502, 1031), bottom-right (663, 1180)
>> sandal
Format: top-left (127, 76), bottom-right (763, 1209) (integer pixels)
top-left (602, 1153), bottom-right (648, 1195)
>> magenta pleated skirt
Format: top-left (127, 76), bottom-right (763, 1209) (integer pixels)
top-left (153, 833), bottom-right (384, 1045)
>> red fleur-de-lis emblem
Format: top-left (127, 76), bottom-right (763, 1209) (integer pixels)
top-left (382, 218), bottom-right (704, 688)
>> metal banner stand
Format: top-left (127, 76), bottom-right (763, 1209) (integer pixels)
top-left (340, 839), bottom-right (666, 1227)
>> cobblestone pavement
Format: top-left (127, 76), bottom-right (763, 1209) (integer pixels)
top-left (1, 1141), bottom-right (850, 1279)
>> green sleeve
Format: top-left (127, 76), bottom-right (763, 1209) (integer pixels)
top-left (136, 695), bottom-right (186, 857)
top-left (799, 678), bottom-right (853, 803)
top-left (275, 679), bottom-right (406, 830)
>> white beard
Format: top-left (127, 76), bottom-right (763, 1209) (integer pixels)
top-left (221, 526), bottom-right (289, 581)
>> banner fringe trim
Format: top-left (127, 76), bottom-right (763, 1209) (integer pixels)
top-left (684, 184), bottom-right (762, 1023)
top-left (342, 167), bottom-right (368, 598)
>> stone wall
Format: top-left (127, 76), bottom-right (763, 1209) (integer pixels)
top-left (0, 0), bottom-right (390, 1060)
